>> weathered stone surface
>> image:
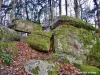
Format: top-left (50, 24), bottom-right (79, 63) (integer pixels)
top-left (53, 25), bottom-right (100, 65)
top-left (24, 60), bottom-right (59, 75)
top-left (10, 19), bottom-right (42, 32)
top-left (27, 31), bottom-right (52, 52)
top-left (0, 26), bottom-right (19, 41)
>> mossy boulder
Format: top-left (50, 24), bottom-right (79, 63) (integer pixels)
top-left (0, 27), bottom-right (19, 41)
top-left (53, 25), bottom-right (100, 65)
top-left (74, 63), bottom-right (100, 75)
top-left (9, 19), bottom-right (42, 32)
top-left (27, 31), bottom-right (52, 52)
top-left (24, 60), bottom-right (59, 75)
top-left (51, 16), bottom-right (100, 33)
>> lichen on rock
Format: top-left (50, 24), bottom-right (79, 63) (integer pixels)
top-left (10, 19), bottom-right (42, 32)
top-left (24, 60), bottom-right (59, 75)
top-left (53, 25), bottom-right (100, 65)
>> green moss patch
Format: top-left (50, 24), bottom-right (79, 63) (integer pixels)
top-left (53, 25), bottom-right (100, 65)
top-left (27, 31), bottom-right (52, 52)
top-left (74, 63), bottom-right (100, 75)
top-left (52, 16), bottom-right (100, 33)
top-left (0, 27), bottom-right (19, 41)
top-left (32, 66), bottom-right (39, 74)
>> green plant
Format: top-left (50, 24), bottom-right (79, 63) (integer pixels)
top-left (0, 54), bottom-right (12, 65)
top-left (0, 41), bottom-right (18, 65)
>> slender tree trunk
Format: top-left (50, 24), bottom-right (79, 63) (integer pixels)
top-left (74, 0), bottom-right (79, 18)
top-left (93, 0), bottom-right (100, 29)
top-left (65, 0), bottom-right (68, 16)
top-left (0, 0), bottom-right (2, 8)
top-left (59, 0), bottom-right (61, 16)
top-left (11, 0), bottom-right (16, 22)
top-left (25, 0), bottom-right (29, 21)
top-left (97, 9), bottom-right (100, 29)
top-left (49, 0), bottom-right (53, 22)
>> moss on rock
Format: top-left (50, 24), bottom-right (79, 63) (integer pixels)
top-left (53, 25), bottom-right (100, 65)
top-left (24, 60), bottom-right (59, 75)
top-left (74, 63), bottom-right (100, 75)
top-left (47, 54), bottom-right (70, 64)
top-left (27, 31), bottom-right (52, 52)
top-left (52, 16), bottom-right (100, 33)
top-left (0, 27), bottom-right (19, 41)
top-left (10, 19), bottom-right (42, 32)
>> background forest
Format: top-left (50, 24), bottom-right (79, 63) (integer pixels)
top-left (0, 0), bottom-right (100, 28)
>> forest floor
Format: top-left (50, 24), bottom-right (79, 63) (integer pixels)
top-left (0, 42), bottom-right (80, 75)
top-left (0, 42), bottom-right (52, 75)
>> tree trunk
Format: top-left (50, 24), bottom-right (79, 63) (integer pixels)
top-left (59, 0), bottom-right (61, 16)
top-left (49, 0), bottom-right (53, 22)
top-left (11, 0), bottom-right (16, 22)
top-left (0, 0), bottom-right (2, 8)
top-left (74, 0), bottom-right (79, 18)
top-left (65, 0), bottom-right (68, 16)
top-left (25, 0), bottom-right (29, 21)
top-left (97, 9), bottom-right (100, 29)
top-left (93, 0), bottom-right (100, 29)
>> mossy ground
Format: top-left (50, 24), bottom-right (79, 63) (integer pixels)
top-left (74, 63), bottom-right (100, 75)
top-left (0, 41), bottom-right (18, 65)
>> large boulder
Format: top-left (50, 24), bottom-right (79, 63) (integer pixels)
top-left (27, 31), bottom-right (52, 52)
top-left (51, 16), bottom-right (100, 33)
top-left (0, 26), bottom-right (19, 41)
top-left (9, 19), bottom-right (42, 33)
top-left (53, 25), bottom-right (100, 65)
top-left (24, 60), bottom-right (59, 75)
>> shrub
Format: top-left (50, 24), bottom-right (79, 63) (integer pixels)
top-left (0, 41), bottom-right (18, 65)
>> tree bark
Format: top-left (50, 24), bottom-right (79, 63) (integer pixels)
top-left (65, 0), bottom-right (68, 16)
top-left (74, 0), bottom-right (79, 18)
top-left (11, 0), bottom-right (16, 22)
top-left (93, 0), bottom-right (100, 29)
top-left (0, 0), bottom-right (2, 8)
top-left (48, 0), bottom-right (53, 22)
top-left (59, 0), bottom-right (61, 16)
top-left (25, 0), bottom-right (29, 21)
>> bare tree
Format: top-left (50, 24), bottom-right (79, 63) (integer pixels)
top-left (65, 0), bottom-right (68, 16)
top-left (0, 0), bottom-right (2, 8)
top-left (74, 0), bottom-right (79, 18)
top-left (59, 0), bottom-right (61, 16)
top-left (93, 0), bottom-right (100, 29)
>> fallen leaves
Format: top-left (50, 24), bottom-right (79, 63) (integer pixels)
top-left (58, 64), bottom-right (80, 75)
top-left (0, 41), bottom-right (52, 75)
